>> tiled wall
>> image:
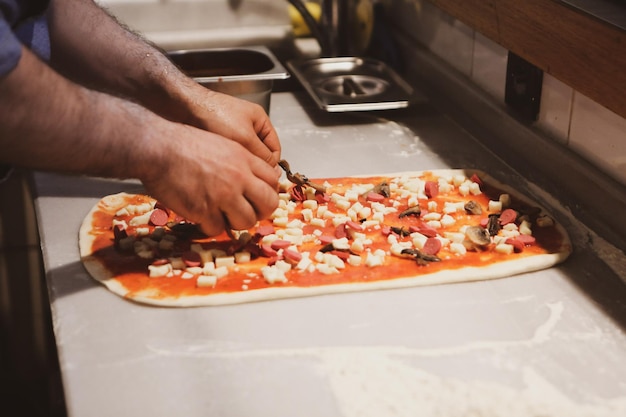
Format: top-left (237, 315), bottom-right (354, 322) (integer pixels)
top-left (386, 0), bottom-right (626, 186)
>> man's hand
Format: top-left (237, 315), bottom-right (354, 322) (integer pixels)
top-left (137, 122), bottom-right (281, 236)
top-left (48, 0), bottom-right (282, 168)
top-left (180, 85), bottom-right (282, 168)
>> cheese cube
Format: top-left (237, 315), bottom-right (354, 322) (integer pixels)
top-left (309, 218), bottom-right (326, 228)
top-left (423, 212), bottom-right (441, 221)
top-left (443, 232), bottom-right (465, 244)
top-left (365, 250), bottom-right (385, 267)
top-left (358, 206), bottom-right (372, 219)
top-left (488, 200), bottom-right (503, 213)
top-left (411, 232), bottom-right (428, 249)
top-left (275, 260), bottom-right (293, 273)
top-left (344, 189), bottom-right (359, 202)
top-left (129, 212), bottom-right (151, 226)
top-left (301, 208), bottom-right (314, 222)
top-left (520, 220), bottom-right (533, 235)
top-left (469, 182), bottom-right (482, 195)
top-left (273, 217), bottom-right (289, 227)
top-left (148, 263), bottom-right (172, 277)
top-left (316, 263), bottom-right (339, 275)
top-left (347, 254), bottom-right (362, 266)
top-left (323, 253), bottom-right (345, 269)
top-left (332, 237), bottom-right (350, 250)
top-left (440, 214), bottom-right (456, 227)
top-left (234, 251), bottom-right (251, 264)
top-left (135, 227), bottom-right (150, 236)
top-left (215, 256), bottom-right (235, 268)
top-left (449, 242), bottom-right (467, 255)
top-left (495, 243), bottom-right (514, 254)
top-left (302, 200), bottom-right (318, 210)
top-left (185, 266), bottom-right (203, 275)
top-left (452, 174), bottom-right (467, 186)
top-left (196, 275), bottom-right (217, 287)
top-left (213, 266), bottom-right (230, 278)
top-left (115, 207), bottom-right (130, 217)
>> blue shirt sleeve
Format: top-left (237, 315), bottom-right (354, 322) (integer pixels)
top-left (0, 16), bottom-right (22, 77)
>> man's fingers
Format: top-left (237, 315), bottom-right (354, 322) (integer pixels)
top-left (222, 196), bottom-right (258, 231)
top-left (249, 152), bottom-right (281, 190)
top-left (255, 119), bottom-right (281, 166)
top-left (245, 179), bottom-right (280, 220)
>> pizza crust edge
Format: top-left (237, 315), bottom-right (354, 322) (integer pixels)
top-left (77, 170), bottom-right (572, 307)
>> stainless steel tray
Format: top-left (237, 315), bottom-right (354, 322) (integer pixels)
top-left (287, 57), bottom-right (414, 112)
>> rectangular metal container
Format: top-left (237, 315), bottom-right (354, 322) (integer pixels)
top-left (168, 46), bottom-right (290, 114)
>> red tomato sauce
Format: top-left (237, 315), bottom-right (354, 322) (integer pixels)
top-left (86, 175), bottom-right (568, 300)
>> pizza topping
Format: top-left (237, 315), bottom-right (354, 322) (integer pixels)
top-left (364, 249), bottom-right (386, 267)
top-left (464, 200), bottom-right (482, 215)
top-left (270, 239), bottom-right (292, 251)
top-left (283, 248), bottom-right (303, 263)
top-left (149, 208), bottom-right (169, 226)
top-left (113, 223), bottom-right (128, 241)
top-left (470, 173), bottom-right (483, 186)
top-left (499, 208), bottom-right (518, 225)
top-left (261, 244), bottom-right (278, 257)
top-left (196, 275), bottom-right (218, 287)
top-left (399, 205), bottom-right (421, 218)
top-left (410, 224), bottom-right (438, 238)
top-left (86, 170), bottom-right (569, 301)
top-left (504, 238), bottom-right (525, 253)
top-left (519, 220), bottom-right (533, 235)
top-left (422, 237), bottom-right (442, 256)
top-left (182, 251), bottom-right (202, 267)
top-left (517, 234), bottom-right (536, 245)
top-left (390, 226), bottom-right (411, 237)
top-left (400, 248), bottom-right (441, 265)
top-left (345, 220), bottom-right (363, 231)
top-left (129, 211), bottom-right (152, 226)
top-left (424, 181), bottom-right (439, 198)
top-left (465, 226), bottom-right (491, 248)
top-left (366, 191), bottom-right (385, 202)
top-left (486, 215), bottom-right (502, 236)
top-left (149, 263), bottom-right (173, 278)
top-left (499, 193), bottom-right (511, 209)
top-left (278, 159), bottom-right (326, 193)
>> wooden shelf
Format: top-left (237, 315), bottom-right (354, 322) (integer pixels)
top-left (426, 0), bottom-right (626, 119)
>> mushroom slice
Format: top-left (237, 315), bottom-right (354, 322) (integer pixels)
top-left (465, 226), bottom-right (491, 247)
top-left (370, 181), bottom-right (390, 198)
top-left (486, 214), bottom-right (501, 236)
top-left (400, 248), bottom-right (441, 265)
top-left (278, 159), bottom-right (326, 193)
top-left (464, 200), bottom-right (482, 215)
top-left (390, 226), bottom-right (411, 237)
top-left (399, 205), bottom-right (422, 218)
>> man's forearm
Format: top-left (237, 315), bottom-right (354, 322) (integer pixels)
top-left (0, 47), bottom-right (165, 180)
top-left (47, 0), bottom-right (198, 123)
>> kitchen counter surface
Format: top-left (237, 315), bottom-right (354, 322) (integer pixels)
top-left (34, 92), bottom-right (626, 416)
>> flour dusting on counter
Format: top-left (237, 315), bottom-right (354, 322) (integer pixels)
top-left (321, 354), bottom-right (626, 417)
top-left (142, 301), bottom-right (626, 416)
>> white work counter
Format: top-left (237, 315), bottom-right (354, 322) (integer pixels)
top-left (34, 92), bottom-right (626, 416)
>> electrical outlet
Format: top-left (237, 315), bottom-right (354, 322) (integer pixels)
top-left (505, 52), bottom-right (543, 121)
